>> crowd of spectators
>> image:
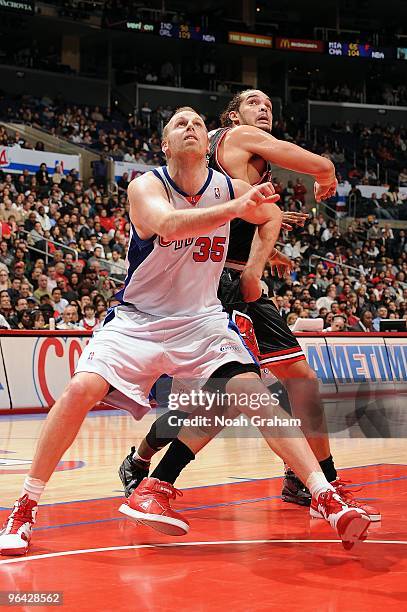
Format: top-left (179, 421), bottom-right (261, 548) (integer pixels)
top-left (0, 41), bottom-right (70, 74)
top-left (0, 156), bottom-right (406, 334)
top-left (312, 121), bottom-right (407, 192)
top-left (309, 82), bottom-right (407, 108)
top-left (2, 94), bottom-right (407, 192)
top-left (1, 93), bottom-right (407, 334)
top-left (344, 184), bottom-right (407, 221)
top-left (0, 164), bottom-right (128, 331)
top-left (262, 211), bottom-right (407, 332)
top-left (309, 82), bottom-right (364, 104)
top-left (370, 85), bottom-right (407, 108)
top-left (0, 95), bottom-right (171, 166)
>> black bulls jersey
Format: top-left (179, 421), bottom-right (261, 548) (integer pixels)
top-left (208, 127), bottom-right (273, 265)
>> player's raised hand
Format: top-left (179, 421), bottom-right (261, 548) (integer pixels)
top-left (314, 178), bottom-right (338, 202)
top-left (233, 182), bottom-right (280, 223)
top-left (282, 211), bottom-right (309, 228)
top-left (269, 249), bottom-right (294, 279)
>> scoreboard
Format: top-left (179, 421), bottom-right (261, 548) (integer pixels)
top-left (158, 22), bottom-right (216, 43)
top-left (328, 41), bottom-right (392, 59)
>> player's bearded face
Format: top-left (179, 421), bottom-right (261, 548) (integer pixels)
top-left (233, 91), bottom-right (273, 132)
top-left (163, 112), bottom-right (209, 159)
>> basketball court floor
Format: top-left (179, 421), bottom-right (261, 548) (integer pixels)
top-left (0, 409), bottom-right (406, 611)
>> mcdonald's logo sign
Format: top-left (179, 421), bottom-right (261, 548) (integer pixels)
top-left (279, 38), bottom-right (291, 48)
top-left (276, 37), bottom-right (324, 53)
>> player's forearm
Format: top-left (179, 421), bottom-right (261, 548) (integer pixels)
top-left (267, 140), bottom-right (336, 184)
top-left (160, 204), bottom-right (235, 241)
top-left (244, 218), bottom-right (281, 278)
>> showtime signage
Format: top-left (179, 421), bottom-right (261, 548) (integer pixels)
top-left (228, 31), bottom-right (273, 48)
top-left (276, 37), bottom-right (324, 53)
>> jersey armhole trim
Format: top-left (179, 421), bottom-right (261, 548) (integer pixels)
top-left (225, 175), bottom-right (234, 200)
top-left (152, 168), bottom-right (171, 201)
top-left (214, 128), bottom-right (231, 177)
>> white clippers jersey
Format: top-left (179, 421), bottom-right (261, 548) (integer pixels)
top-left (116, 166), bottom-right (235, 317)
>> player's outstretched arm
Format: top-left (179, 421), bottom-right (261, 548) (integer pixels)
top-left (128, 174), bottom-right (281, 242)
top-left (229, 126), bottom-right (337, 200)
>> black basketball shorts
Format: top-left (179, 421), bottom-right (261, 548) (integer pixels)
top-left (218, 270), bottom-right (306, 370)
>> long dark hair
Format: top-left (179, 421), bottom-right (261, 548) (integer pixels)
top-left (219, 89), bottom-right (257, 127)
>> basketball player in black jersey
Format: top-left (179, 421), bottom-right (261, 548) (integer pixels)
top-left (118, 91), bottom-right (379, 521)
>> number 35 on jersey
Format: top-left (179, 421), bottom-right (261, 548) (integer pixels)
top-left (159, 236), bottom-right (226, 262)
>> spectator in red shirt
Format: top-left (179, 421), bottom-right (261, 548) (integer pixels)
top-left (99, 209), bottom-right (114, 232)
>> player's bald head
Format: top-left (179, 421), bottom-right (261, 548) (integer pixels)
top-left (162, 107), bottom-right (204, 140)
top-left (161, 107), bottom-right (208, 160)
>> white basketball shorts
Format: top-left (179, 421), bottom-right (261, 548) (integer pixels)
top-left (75, 304), bottom-right (257, 416)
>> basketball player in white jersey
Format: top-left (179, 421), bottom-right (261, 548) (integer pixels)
top-left (0, 108), bottom-right (370, 556)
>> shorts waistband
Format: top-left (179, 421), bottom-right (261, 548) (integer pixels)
top-left (224, 260), bottom-right (245, 272)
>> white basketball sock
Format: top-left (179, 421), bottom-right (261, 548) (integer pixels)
top-left (132, 450), bottom-right (151, 465)
top-left (21, 476), bottom-right (46, 503)
top-left (306, 471), bottom-right (335, 500)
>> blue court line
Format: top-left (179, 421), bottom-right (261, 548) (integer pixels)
top-left (0, 408), bottom-right (164, 422)
top-left (2, 471), bottom-right (405, 532)
top-left (0, 462), bottom-right (405, 512)
top-left (33, 495), bottom-right (282, 532)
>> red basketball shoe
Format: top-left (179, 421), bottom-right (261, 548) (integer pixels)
top-left (118, 477), bottom-right (189, 536)
top-left (311, 489), bottom-right (371, 550)
top-left (0, 495), bottom-right (37, 556)
top-left (311, 478), bottom-right (381, 522)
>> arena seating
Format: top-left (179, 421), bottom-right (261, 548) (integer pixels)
top-left (0, 96), bottom-right (406, 331)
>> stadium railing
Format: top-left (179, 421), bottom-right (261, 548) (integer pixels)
top-left (18, 229), bottom-right (78, 263)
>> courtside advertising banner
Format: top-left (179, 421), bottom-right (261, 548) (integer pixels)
top-left (0, 147), bottom-right (80, 176)
top-left (0, 333), bottom-right (90, 409)
top-left (114, 160), bottom-right (152, 182)
top-left (0, 332), bottom-right (405, 437)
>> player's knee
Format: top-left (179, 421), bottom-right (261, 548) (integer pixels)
top-left (282, 361), bottom-right (318, 383)
top-left (302, 365), bottom-right (318, 382)
top-left (64, 374), bottom-right (106, 405)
